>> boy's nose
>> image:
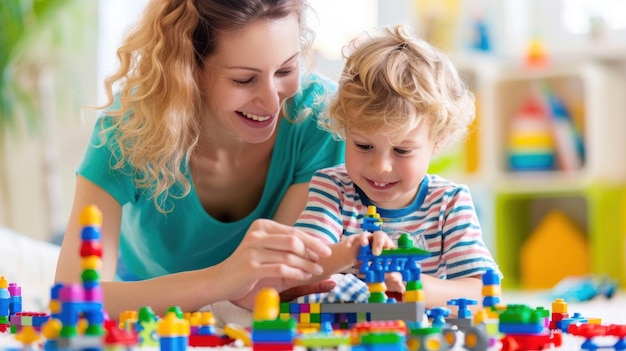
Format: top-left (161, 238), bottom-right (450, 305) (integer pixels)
top-left (370, 154), bottom-right (393, 173)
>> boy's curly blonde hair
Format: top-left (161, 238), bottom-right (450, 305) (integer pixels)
top-left (321, 24), bottom-right (475, 149)
top-left (95, 0), bottom-right (314, 213)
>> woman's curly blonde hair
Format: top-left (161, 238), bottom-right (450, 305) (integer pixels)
top-left (96, 0), bottom-right (314, 213)
top-left (320, 24), bottom-right (475, 149)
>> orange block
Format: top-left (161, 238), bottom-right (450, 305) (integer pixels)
top-left (520, 210), bottom-right (589, 289)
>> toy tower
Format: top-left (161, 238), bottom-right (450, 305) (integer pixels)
top-left (42, 205), bottom-right (106, 350)
top-left (0, 276), bottom-right (23, 333)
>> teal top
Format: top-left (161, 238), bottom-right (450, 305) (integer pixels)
top-left (77, 73), bottom-right (345, 280)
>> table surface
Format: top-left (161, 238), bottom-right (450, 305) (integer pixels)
top-left (1, 291), bottom-right (624, 351)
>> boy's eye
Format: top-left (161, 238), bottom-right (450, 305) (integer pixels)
top-left (355, 143), bottom-right (372, 151)
top-left (394, 148), bottom-right (412, 155)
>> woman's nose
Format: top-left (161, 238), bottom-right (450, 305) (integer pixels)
top-left (255, 79), bottom-right (280, 113)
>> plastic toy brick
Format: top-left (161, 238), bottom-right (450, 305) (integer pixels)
top-left (407, 325), bottom-right (456, 351)
top-left (103, 319), bottom-right (138, 346)
top-left (14, 325), bottom-right (40, 345)
top-left (223, 323), bottom-right (251, 346)
top-left (500, 331), bottom-right (563, 351)
top-left (294, 332), bottom-right (351, 348)
top-left (320, 301), bottom-right (425, 325)
top-left (427, 307), bottom-right (451, 328)
top-left (362, 205), bottom-right (383, 232)
top-left (188, 333), bottom-right (234, 347)
top-left (447, 298), bottom-right (478, 319)
top-left (462, 326), bottom-right (491, 351)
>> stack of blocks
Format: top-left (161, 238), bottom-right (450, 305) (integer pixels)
top-left (252, 288), bottom-right (295, 351)
top-left (42, 204), bottom-right (106, 350)
top-left (0, 276), bottom-right (23, 333)
top-left (157, 309), bottom-right (190, 351)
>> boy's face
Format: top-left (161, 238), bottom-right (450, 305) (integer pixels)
top-left (345, 121), bottom-right (436, 209)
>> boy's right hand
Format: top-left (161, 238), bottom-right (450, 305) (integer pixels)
top-left (341, 230), bottom-right (396, 255)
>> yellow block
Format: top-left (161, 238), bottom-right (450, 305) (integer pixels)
top-left (520, 210), bottom-right (589, 289)
top-left (404, 289), bottom-right (425, 302)
top-left (509, 133), bottom-right (554, 148)
top-left (482, 285), bottom-right (501, 296)
top-left (551, 298), bottom-right (568, 313)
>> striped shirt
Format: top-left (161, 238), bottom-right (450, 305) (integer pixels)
top-left (294, 165), bottom-right (500, 279)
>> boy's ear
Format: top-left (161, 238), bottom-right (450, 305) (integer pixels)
top-left (432, 141), bottom-right (441, 155)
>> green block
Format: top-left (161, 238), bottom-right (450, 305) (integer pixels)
top-left (253, 319), bottom-right (295, 331)
top-left (85, 324), bottom-right (105, 336)
top-left (361, 332), bottom-right (404, 344)
top-left (81, 269), bottom-right (99, 282)
top-left (368, 292), bottom-right (386, 303)
top-left (60, 325), bottom-right (77, 338)
top-left (406, 281), bottom-right (422, 291)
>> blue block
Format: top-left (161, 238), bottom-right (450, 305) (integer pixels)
top-left (499, 322), bottom-right (545, 334)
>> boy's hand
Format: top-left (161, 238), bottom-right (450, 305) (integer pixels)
top-left (368, 230), bottom-right (396, 256)
top-left (384, 272), bottom-right (406, 293)
top-left (341, 230), bottom-right (397, 255)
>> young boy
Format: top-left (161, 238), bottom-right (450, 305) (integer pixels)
top-left (294, 24), bottom-right (501, 307)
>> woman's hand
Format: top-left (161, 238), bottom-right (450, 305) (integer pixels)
top-left (214, 219), bottom-right (331, 304)
top-left (231, 277), bottom-right (337, 310)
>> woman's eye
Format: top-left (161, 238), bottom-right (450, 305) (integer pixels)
top-left (355, 143), bottom-right (372, 151)
top-left (276, 69), bottom-right (294, 76)
top-left (233, 78), bottom-right (254, 85)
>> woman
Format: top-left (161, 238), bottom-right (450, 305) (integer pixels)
top-left (55, 0), bottom-right (344, 318)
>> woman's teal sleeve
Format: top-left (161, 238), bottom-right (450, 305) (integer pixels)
top-left (76, 117), bottom-right (137, 205)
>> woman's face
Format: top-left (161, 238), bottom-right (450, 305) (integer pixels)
top-left (200, 15), bottom-right (301, 144)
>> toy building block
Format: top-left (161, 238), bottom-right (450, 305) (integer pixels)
top-left (427, 307), bottom-right (451, 328)
top-left (362, 205), bottom-right (383, 232)
top-left (320, 302), bottom-right (425, 325)
top-left (103, 319), bottom-right (138, 347)
top-left (136, 306), bottom-right (159, 347)
top-left (481, 268), bottom-right (501, 308)
top-left (0, 276), bottom-right (23, 333)
top-left (10, 311), bottom-right (50, 333)
top-left (498, 304), bottom-right (563, 351)
top-left (41, 205), bottom-right (110, 351)
top-left (407, 325), bottom-right (456, 351)
top-left (188, 311), bottom-right (233, 347)
top-left (252, 288), bottom-right (295, 351)
top-left (295, 332), bottom-right (351, 349)
top-left (157, 311), bottom-right (190, 351)
top-left (119, 310), bottom-right (138, 331)
top-left (447, 298), bottom-right (478, 320)
top-left (569, 323), bottom-right (626, 351)
top-left (223, 323), bottom-right (252, 346)
top-left (357, 231), bottom-right (430, 303)
top-left (14, 325), bottom-right (40, 346)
